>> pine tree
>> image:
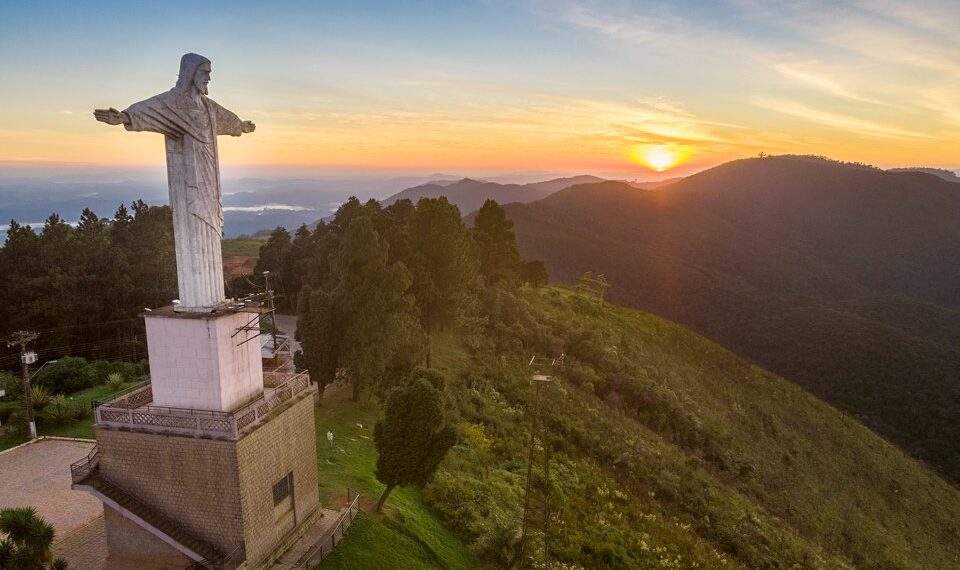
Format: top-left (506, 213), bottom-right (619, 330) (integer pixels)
top-left (408, 198), bottom-right (479, 367)
top-left (474, 199), bottom-right (522, 285)
top-left (332, 217), bottom-right (422, 401)
top-left (373, 374), bottom-right (456, 512)
top-left (295, 285), bottom-right (337, 400)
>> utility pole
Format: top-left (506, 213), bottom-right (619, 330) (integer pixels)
top-left (8, 330), bottom-right (39, 439)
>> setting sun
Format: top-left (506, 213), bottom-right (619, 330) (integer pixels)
top-left (631, 144), bottom-right (690, 172)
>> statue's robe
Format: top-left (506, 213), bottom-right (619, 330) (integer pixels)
top-left (124, 90), bottom-right (243, 311)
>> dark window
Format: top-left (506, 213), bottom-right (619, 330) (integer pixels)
top-left (273, 472), bottom-right (293, 505)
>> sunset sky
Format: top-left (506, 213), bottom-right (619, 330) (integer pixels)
top-left (1, 0), bottom-right (958, 177)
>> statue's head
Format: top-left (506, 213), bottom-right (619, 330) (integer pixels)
top-left (175, 53), bottom-right (212, 95)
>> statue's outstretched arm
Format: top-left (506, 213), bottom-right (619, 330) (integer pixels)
top-left (93, 108), bottom-right (130, 126)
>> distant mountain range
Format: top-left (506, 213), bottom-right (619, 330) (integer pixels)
top-left (505, 156), bottom-right (960, 483)
top-left (381, 175), bottom-right (607, 215)
top-left (887, 167), bottom-right (960, 183)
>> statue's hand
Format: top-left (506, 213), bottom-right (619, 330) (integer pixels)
top-left (241, 120), bottom-right (256, 134)
top-left (94, 108), bottom-right (129, 126)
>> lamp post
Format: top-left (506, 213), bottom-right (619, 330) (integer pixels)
top-left (517, 369), bottom-right (553, 568)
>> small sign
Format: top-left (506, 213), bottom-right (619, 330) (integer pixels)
top-left (22, 352), bottom-right (37, 365)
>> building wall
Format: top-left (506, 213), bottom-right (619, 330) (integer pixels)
top-left (236, 395), bottom-right (320, 566)
top-left (95, 428), bottom-right (246, 554)
top-left (103, 505), bottom-right (193, 569)
top-left (145, 310), bottom-right (263, 412)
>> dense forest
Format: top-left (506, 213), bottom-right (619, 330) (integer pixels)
top-left (503, 156), bottom-right (960, 484)
top-left (0, 202), bottom-right (177, 370)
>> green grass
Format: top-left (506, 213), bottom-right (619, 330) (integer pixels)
top-left (0, 382), bottom-right (136, 449)
top-left (408, 286), bottom-right (960, 569)
top-left (314, 386), bottom-right (477, 570)
top-left (222, 238), bottom-right (264, 258)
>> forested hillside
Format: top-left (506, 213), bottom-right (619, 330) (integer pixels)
top-left (257, 193), bottom-right (959, 568)
top-left (505, 156), bottom-right (960, 483)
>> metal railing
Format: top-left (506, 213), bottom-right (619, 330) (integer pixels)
top-left (94, 371), bottom-right (313, 440)
top-left (304, 490), bottom-right (362, 564)
top-left (70, 444), bottom-right (101, 483)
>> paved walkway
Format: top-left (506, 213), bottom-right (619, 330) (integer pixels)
top-left (0, 438), bottom-right (100, 536)
top-left (0, 437), bottom-right (109, 569)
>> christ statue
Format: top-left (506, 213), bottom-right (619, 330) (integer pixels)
top-left (94, 53), bottom-right (255, 312)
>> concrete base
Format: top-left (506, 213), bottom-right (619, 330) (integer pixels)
top-left (145, 306), bottom-right (264, 412)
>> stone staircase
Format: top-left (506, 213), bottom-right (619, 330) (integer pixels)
top-left (71, 446), bottom-right (237, 568)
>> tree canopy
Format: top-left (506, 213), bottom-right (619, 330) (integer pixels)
top-left (373, 373), bottom-right (457, 512)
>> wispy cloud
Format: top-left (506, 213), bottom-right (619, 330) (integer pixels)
top-left (751, 97), bottom-right (930, 140)
top-left (770, 61), bottom-right (886, 105)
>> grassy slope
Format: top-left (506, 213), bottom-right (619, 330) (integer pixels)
top-left (415, 286), bottom-right (960, 569)
top-left (313, 386), bottom-right (476, 570)
top-left (303, 285), bottom-right (959, 569)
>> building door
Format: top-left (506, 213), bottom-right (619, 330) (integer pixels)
top-left (273, 472), bottom-right (296, 537)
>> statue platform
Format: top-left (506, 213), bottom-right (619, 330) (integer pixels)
top-left (143, 304), bottom-right (266, 413)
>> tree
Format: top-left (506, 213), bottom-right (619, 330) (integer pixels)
top-left (520, 261), bottom-right (549, 288)
top-left (473, 199), bottom-right (521, 285)
top-left (281, 224), bottom-right (314, 309)
top-left (0, 507), bottom-right (68, 569)
top-left (332, 217), bottom-right (422, 401)
top-left (409, 198), bottom-right (479, 366)
top-left (295, 285), bottom-right (337, 400)
top-left (410, 198), bottom-right (478, 332)
top-left (255, 227), bottom-right (292, 278)
top-left (373, 375), bottom-right (456, 512)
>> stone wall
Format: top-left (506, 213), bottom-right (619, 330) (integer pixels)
top-left (236, 395), bottom-right (320, 566)
top-left (95, 428), bottom-right (245, 554)
top-left (95, 389), bottom-right (319, 568)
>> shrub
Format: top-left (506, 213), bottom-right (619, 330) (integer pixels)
top-left (90, 360), bottom-right (139, 384)
top-left (107, 373), bottom-right (125, 392)
top-left (43, 396), bottom-right (74, 426)
top-left (34, 357), bottom-right (96, 394)
top-left (0, 371), bottom-right (21, 401)
top-left (30, 386), bottom-right (52, 412)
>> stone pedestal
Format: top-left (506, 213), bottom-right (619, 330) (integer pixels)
top-left (73, 302), bottom-right (322, 569)
top-left (144, 307), bottom-right (264, 412)
top-left (93, 390), bottom-right (320, 569)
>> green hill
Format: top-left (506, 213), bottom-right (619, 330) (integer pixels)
top-left (318, 286), bottom-right (960, 569)
top-left (504, 156), bottom-right (960, 483)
